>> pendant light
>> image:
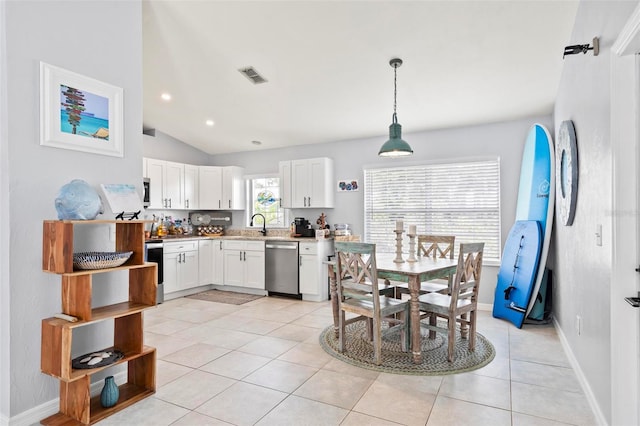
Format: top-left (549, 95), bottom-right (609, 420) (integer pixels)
top-left (378, 58), bottom-right (413, 157)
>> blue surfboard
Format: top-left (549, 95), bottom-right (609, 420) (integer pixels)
top-left (492, 220), bottom-right (542, 327)
top-left (515, 124), bottom-right (555, 317)
top-left (493, 124), bottom-right (554, 327)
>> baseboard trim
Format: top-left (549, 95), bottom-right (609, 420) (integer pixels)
top-left (553, 318), bottom-right (608, 426)
top-left (478, 302), bottom-right (493, 311)
top-left (7, 372), bottom-right (127, 426)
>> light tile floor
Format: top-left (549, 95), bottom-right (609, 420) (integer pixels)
top-left (97, 295), bottom-right (595, 426)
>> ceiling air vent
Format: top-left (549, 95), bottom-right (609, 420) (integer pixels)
top-left (239, 66), bottom-right (268, 84)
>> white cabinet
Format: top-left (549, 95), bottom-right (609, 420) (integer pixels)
top-left (164, 240), bottom-right (199, 294)
top-left (299, 239), bottom-right (334, 302)
top-left (198, 239), bottom-right (213, 285)
top-left (278, 161), bottom-right (292, 208)
top-left (281, 157), bottom-right (334, 208)
top-left (199, 166), bottom-right (223, 209)
top-left (199, 166), bottom-right (245, 210)
top-left (212, 239), bottom-right (224, 285)
top-left (223, 240), bottom-right (265, 289)
top-left (144, 158), bottom-right (195, 209)
top-left (199, 239), bottom-right (225, 286)
top-left (184, 164), bottom-right (199, 210)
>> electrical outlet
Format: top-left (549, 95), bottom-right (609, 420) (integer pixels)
top-left (576, 315), bottom-right (582, 336)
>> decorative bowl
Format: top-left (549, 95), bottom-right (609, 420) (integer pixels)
top-left (73, 251), bottom-right (133, 270)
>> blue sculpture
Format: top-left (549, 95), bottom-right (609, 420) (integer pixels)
top-left (55, 179), bottom-right (104, 220)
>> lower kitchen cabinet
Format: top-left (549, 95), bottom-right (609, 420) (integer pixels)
top-left (199, 239), bottom-right (225, 285)
top-left (164, 240), bottom-right (199, 294)
top-left (299, 240), bottom-right (334, 301)
top-left (223, 240), bottom-right (265, 289)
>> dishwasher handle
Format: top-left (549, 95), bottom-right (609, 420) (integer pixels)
top-left (265, 243), bottom-right (298, 249)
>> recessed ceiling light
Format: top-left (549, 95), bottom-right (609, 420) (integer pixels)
top-left (251, 140), bottom-right (262, 146)
top-left (160, 93), bottom-right (172, 101)
top-left (205, 120), bottom-right (215, 127)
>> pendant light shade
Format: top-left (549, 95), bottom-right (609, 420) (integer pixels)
top-left (379, 58), bottom-right (413, 157)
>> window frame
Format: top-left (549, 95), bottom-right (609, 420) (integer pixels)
top-left (245, 173), bottom-right (288, 229)
top-left (363, 157), bottom-right (501, 264)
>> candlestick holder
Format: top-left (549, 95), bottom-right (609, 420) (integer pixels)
top-left (407, 233), bottom-right (417, 263)
top-left (393, 229), bottom-right (405, 263)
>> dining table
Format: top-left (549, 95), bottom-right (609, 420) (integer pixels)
top-left (325, 253), bottom-right (458, 364)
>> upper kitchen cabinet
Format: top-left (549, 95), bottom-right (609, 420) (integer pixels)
top-left (144, 158), bottom-right (196, 210)
top-left (281, 157), bottom-right (334, 208)
top-left (199, 166), bottom-right (246, 210)
top-left (183, 164), bottom-right (199, 210)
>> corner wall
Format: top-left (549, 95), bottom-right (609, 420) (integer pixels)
top-left (4, 0), bottom-right (142, 419)
top-left (552, 1), bottom-right (638, 422)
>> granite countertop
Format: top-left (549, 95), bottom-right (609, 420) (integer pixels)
top-left (145, 233), bottom-right (329, 244)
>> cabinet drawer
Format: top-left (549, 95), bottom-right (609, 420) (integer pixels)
top-left (299, 242), bottom-right (317, 255)
top-left (223, 239), bottom-right (265, 251)
top-left (164, 241), bottom-right (198, 253)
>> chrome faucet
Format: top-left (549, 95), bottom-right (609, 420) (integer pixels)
top-left (250, 213), bottom-right (267, 236)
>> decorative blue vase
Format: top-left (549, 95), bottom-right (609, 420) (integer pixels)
top-left (100, 375), bottom-right (119, 408)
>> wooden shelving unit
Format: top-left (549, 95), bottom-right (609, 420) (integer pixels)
top-left (40, 220), bottom-right (157, 425)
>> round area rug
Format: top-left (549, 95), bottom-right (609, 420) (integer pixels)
top-left (319, 320), bottom-right (495, 375)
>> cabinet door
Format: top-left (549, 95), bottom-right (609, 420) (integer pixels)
top-left (199, 166), bottom-right (223, 209)
top-left (223, 249), bottom-right (244, 286)
top-left (198, 240), bottom-right (213, 285)
top-left (213, 239), bottom-right (224, 285)
top-left (278, 161), bottom-right (292, 208)
top-left (222, 166), bottom-right (245, 210)
top-left (184, 165), bottom-right (199, 210)
top-left (308, 157), bottom-right (334, 208)
top-left (291, 159), bottom-right (310, 208)
top-left (299, 254), bottom-right (318, 295)
top-left (146, 158), bottom-right (165, 209)
top-left (180, 251), bottom-right (199, 290)
top-left (164, 161), bottom-right (184, 209)
top-left (164, 251), bottom-right (180, 294)
top-left (244, 250), bottom-right (265, 289)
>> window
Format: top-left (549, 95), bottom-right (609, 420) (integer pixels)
top-left (247, 176), bottom-right (286, 228)
top-left (364, 159), bottom-right (501, 262)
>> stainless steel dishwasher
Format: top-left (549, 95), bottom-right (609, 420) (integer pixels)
top-left (265, 240), bottom-right (300, 297)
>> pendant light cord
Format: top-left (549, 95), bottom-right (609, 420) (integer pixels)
top-left (393, 63), bottom-right (398, 123)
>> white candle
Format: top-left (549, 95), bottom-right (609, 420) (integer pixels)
top-left (396, 220), bottom-right (403, 231)
top-left (409, 225), bottom-right (416, 235)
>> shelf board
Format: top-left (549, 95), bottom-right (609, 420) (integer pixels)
top-left (44, 262), bottom-right (156, 277)
top-left (44, 302), bottom-right (155, 329)
top-left (40, 382), bottom-right (155, 425)
top-left (42, 346), bottom-right (155, 382)
top-left (43, 219), bottom-right (151, 225)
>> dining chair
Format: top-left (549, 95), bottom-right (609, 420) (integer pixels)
top-left (335, 241), bottom-right (410, 365)
top-left (394, 235), bottom-right (456, 298)
top-left (417, 242), bottom-right (484, 362)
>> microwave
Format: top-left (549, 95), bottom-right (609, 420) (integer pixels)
top-left (143, 178), bottom-right (150, 208)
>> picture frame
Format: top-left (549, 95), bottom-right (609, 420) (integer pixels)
top-left (40, 62), bottom-right (124, 157)
top-left (337, 179), bottom-right (359, 192)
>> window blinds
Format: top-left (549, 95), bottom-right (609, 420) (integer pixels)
top-left (364, 159), bottom-right (501, 261)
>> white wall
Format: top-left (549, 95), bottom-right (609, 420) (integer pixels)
top-left (0, 1), bottom-right (10, 424)
top-left (552, 1), bottom-right (638, 423)
top-left (205, 115), bottom-right (554, 305)
top-left (143, 130), bottom-right (210, 165)
top-left (3, 0), bottom-right (142, 419)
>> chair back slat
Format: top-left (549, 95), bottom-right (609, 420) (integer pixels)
top-left (417, 235), bottom-right (456, 260)
top-left (335, 242), bottom-right (380, 306)
top-left (449, 243), bottom-right (484, 310)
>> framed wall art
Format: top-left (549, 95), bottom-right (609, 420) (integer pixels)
top-left (40, 62), bottom-right (124, 157)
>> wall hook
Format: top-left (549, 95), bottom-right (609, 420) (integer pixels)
top-left (563, 37), bottom-right (599, 59)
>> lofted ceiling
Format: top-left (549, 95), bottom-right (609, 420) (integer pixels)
top-left (143, 0), bottom-right (579, 155)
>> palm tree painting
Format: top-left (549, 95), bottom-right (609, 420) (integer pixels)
top-left (59, 85), bottom-right (109, 140)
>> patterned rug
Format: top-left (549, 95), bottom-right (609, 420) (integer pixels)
top-left (319, 320), bottom-right (495, 375)
top-left (186, 289), bottom-right (264, 305)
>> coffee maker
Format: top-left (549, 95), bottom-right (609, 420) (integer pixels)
top-left (294, 217), bottom-right (315, 237)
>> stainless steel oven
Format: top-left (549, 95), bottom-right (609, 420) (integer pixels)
top-left (145, 241), bottom-right (164, 303)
